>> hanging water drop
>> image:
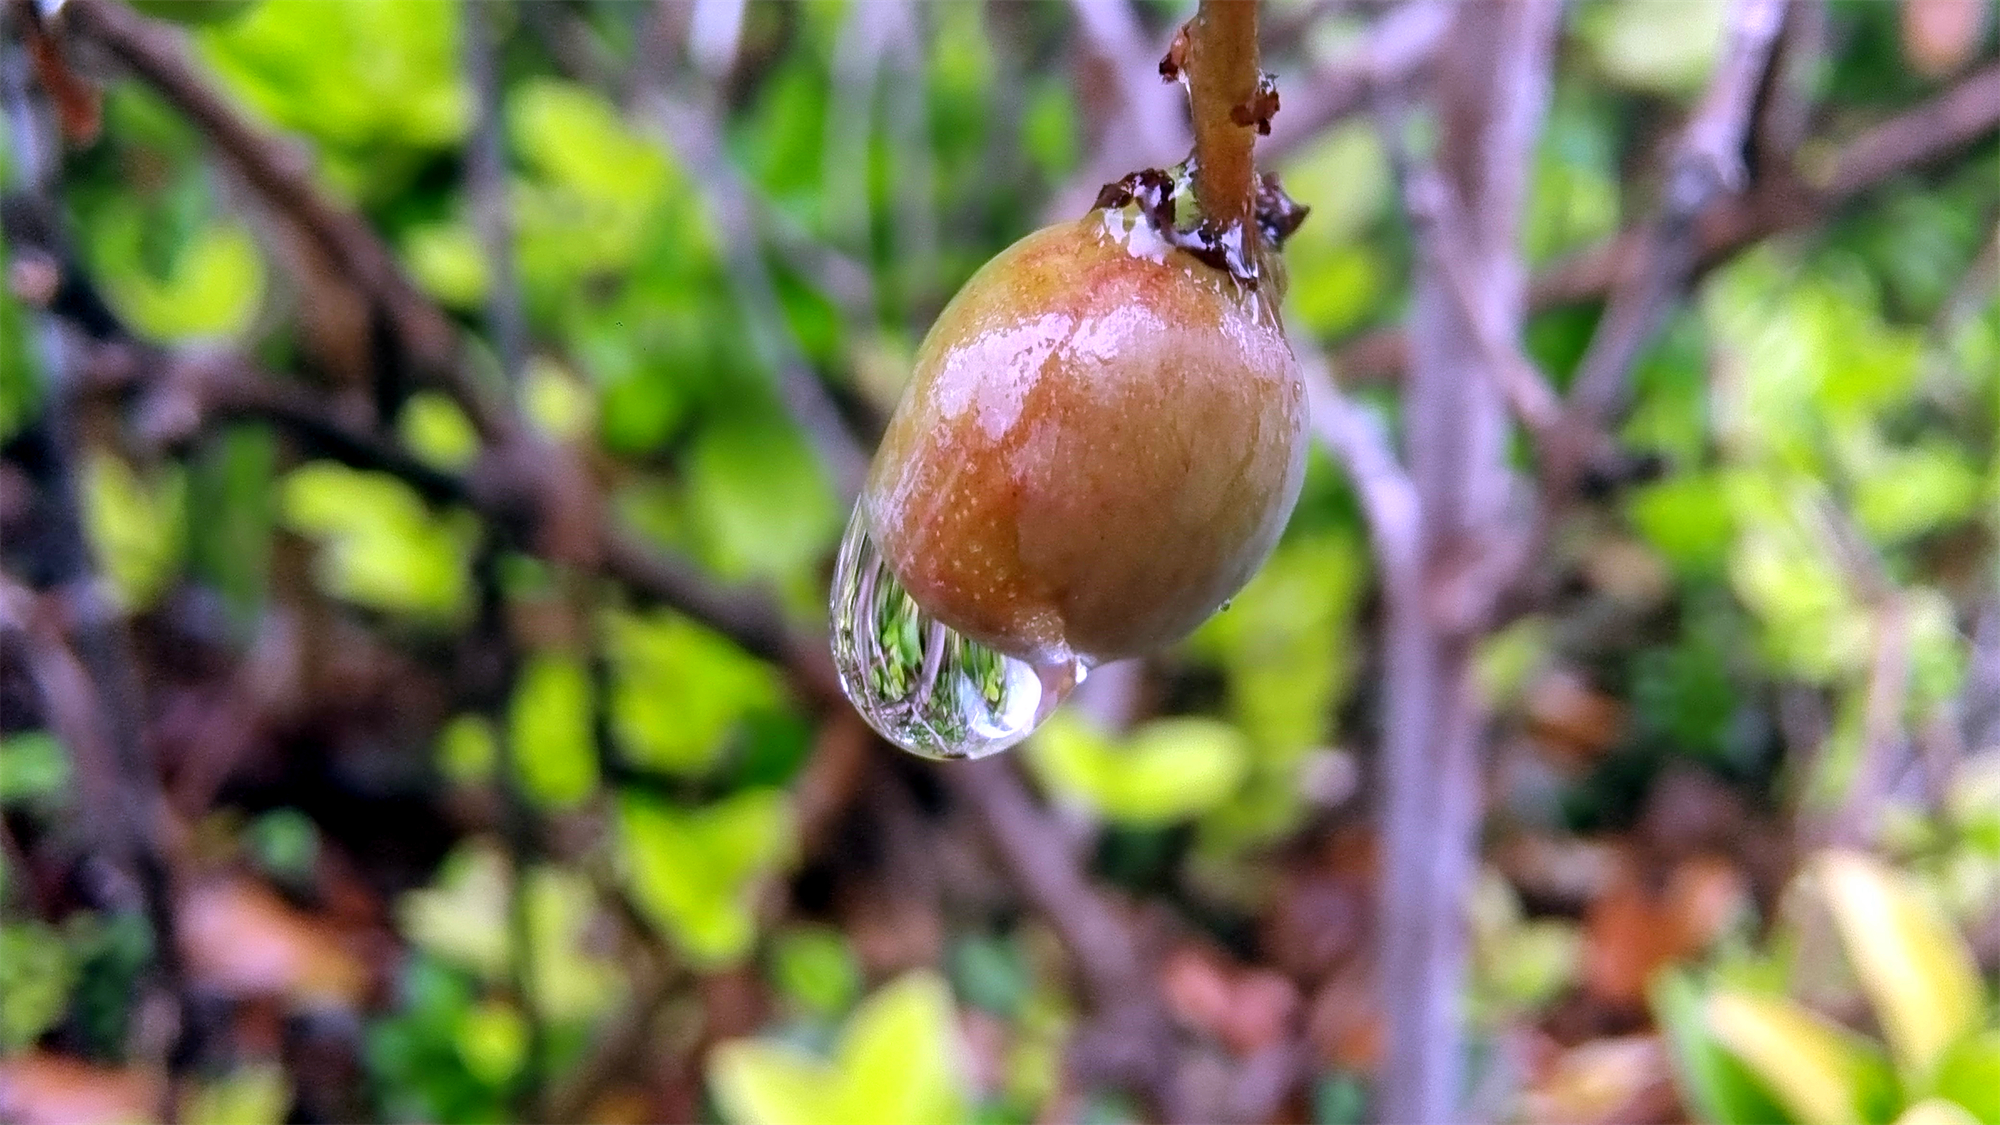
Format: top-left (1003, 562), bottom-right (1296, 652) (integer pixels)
top-left (830, 506), bottom-right (1088, 761)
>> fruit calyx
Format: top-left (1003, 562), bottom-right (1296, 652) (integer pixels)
top-left (1092, 161), bottom-right (1309, 287)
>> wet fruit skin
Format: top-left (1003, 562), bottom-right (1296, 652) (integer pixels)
top-left (864, 211), bottom-right (1307, 665)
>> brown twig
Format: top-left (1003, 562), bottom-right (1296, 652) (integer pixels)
top-left (1183, 0), bottom-right (1263, 233)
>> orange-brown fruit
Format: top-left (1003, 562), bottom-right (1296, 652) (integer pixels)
top-left (863, 211), bottom-right (1307, 665)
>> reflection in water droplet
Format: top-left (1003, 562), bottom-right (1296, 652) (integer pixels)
top-left (830, 506), bottom-right (1087, 761)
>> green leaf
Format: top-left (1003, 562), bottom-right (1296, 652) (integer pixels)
top-left (1651, 971), bottom-right (1793, 1125)
top-left (768, 925), bottom-right (861, 1018)
top-left (399, 843), bottom-right (619, 1025)
top-left (1816, 850), bottom-right (1983, 1083)
top-left (1898, 1101), bottom-right (1983, 1125)
top-left (1629, 471), bottom-right (1736, 578)
top-left (400, 843), bottom-right (511, 980)
top-left (435, 713), bottom-right (498, 786)
top-left (84, 452), bottom-right (187, 611)
top-left (605, 610), bottom-right (784, 776)
top-left (509, 651), bottom-right (600, 810)
top-left (402, 221), bottom-right (487, 310)
top-left (618, 789), bottom-right (794, 965)
top-left (1852, 442), bottom-right (1984, 544)
top-left (1579, 0), bottom-right (1729, 95)
top-left (0, 922), bottom-right (77, 1049)
top-left (1705, 989), bottom-right (1897, 1125)
top-left (93, 211), bottom-right (265, 340)
top-left (710, 971), bottom-right (967, 1125)
top-left (1027, 713), bottom-right (1248, 826)
top-left (180, 1064), bottom-right (290, 1125)
top-left (280, 463), bottom-right (474, 620)
top-left (684, 417), bottom-right (840, 583)
top-left (0, 732), bottom-right (70, 808)
top-left (199, 0), bottom-right (468, 198)
top-left (1934, 1031), bottom-right (2000, 1123)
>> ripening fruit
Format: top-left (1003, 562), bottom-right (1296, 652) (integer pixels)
top-left (862, 208), bottom-right (1307, 666)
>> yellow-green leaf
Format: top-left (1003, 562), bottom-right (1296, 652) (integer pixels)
top-left (710, 971), bottom-right (966, 1125)
top-left (1817, 850), bottom-right (1983, 1081)
top-left (1897, 1100), bottom-right (1982, 1125)
top-left (1706, 990), bottom-right (1888, 1125)
top-left (1027, 713), bottom-right (1247, 825)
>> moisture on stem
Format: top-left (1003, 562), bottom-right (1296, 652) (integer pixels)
top-left (1184, 0), bottom-right (1263, 234)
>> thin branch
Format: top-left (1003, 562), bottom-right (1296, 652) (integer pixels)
top-left (1567, 0), bottom-right (1788, 426)
top-left (1262, 0), bottom-right (1452, 164)
top-left (463, 0), bottom-right (530, 386)
top-left (1394, 158), bottom-right (1567, 448)
top-left (1300, 351), bottom-right (1420, 580)
top-left (62, 0), bottom-right (519, 443)
top-left (1334, 60), bottom-right (2000, 382)
top-left (636, 87), bottom-right (870, 504)
top-left (1184, 0), bottom-right (1263, 232)
top-left (1046, 0), bottom-right (1191, 223)
top-left (2, 30), bottom-right (186, 1103)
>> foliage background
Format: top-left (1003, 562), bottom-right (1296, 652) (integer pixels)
top-left (0, 0), bottom-right (1996, 1122)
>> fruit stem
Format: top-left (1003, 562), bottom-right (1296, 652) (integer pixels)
top-left (1187, 0), bottom-right (1260, 234)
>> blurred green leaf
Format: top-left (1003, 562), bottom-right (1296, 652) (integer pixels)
top-left (199, 0), bottom-right (468, 199)
top-left (455, 999), bottom-right (526, 1086)
top-left (397, 392), bottom-right (481, 472)
top-left (1934, 1031), bottom-right (2000, 1123)
top-left (91, 208), bottom-right (264, 340)
top-left (769, 925), bottom-right (862, 1019)
top-left (684, 416), bottom-right (840, 583)
top-left (280, 462), bottom-right (474, 620)
top-left (710, 971), bottom-right (967, 1125)
top-left (1852, 442), bottom-right (1984, 544)
top-left (0, 732), bottom-right (70, 809)
top-left (83, 452), bottom-right (187, 611)
top-left (403, 221), bottom-right (487, 311)
top-left (245, 808), bottom-right (319, 886)
top-left (1897, 1100), bottom-right (1984, 1125)
top-left (436, 713), bottom-right (498, 787)
top-left (1652, 971), bottom-right (1793, 1125)
top-left (0, 922), bottom-right (76, 1049)
top-left (605, 610), bottom-right (784, 776)
top-left (509, 651), bottom-right (600, 810)
top-left (1028, 713), bottom-right (1248, 826)
top-left (1629, 471), bottom-right (1736, 578)
top-left (1578, 0), bottom-right (1729, 95)
top-left (181, 1064), bottom-right (290, 1125)
top-left (1706, 989), bottom-right (1897, 1125)
top-left (1816, 850), bottom-right (1984, 1083)
top-left (618, 788), bottom-right (794, 965)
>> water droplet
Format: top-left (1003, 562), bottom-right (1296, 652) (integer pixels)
top-left (830, 506), bottom-right (1087, 761)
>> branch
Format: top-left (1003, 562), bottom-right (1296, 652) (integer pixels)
top-left (1566, 0), bottom-right (1787, 426)
top-left (1262, 0), bottom-right (1452, 164)
top-left (1183, 0), bottom-right (1263, 232)
top-left (463, 0), bottom-right (529, 386)
top-left (1, 31), bottom-right (185, 1100)
top-left (1334, 60), bottom-right (2000, 382)
top-left (1373, 4), bottom-right (1560, 1123)
top-left (61, 0), bottom-right (519, 443)
top-left (1300, 351), bottom-right (1420, 580)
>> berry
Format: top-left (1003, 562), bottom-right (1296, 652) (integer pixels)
top-left (862, 203), bottom-right (1306, 665)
